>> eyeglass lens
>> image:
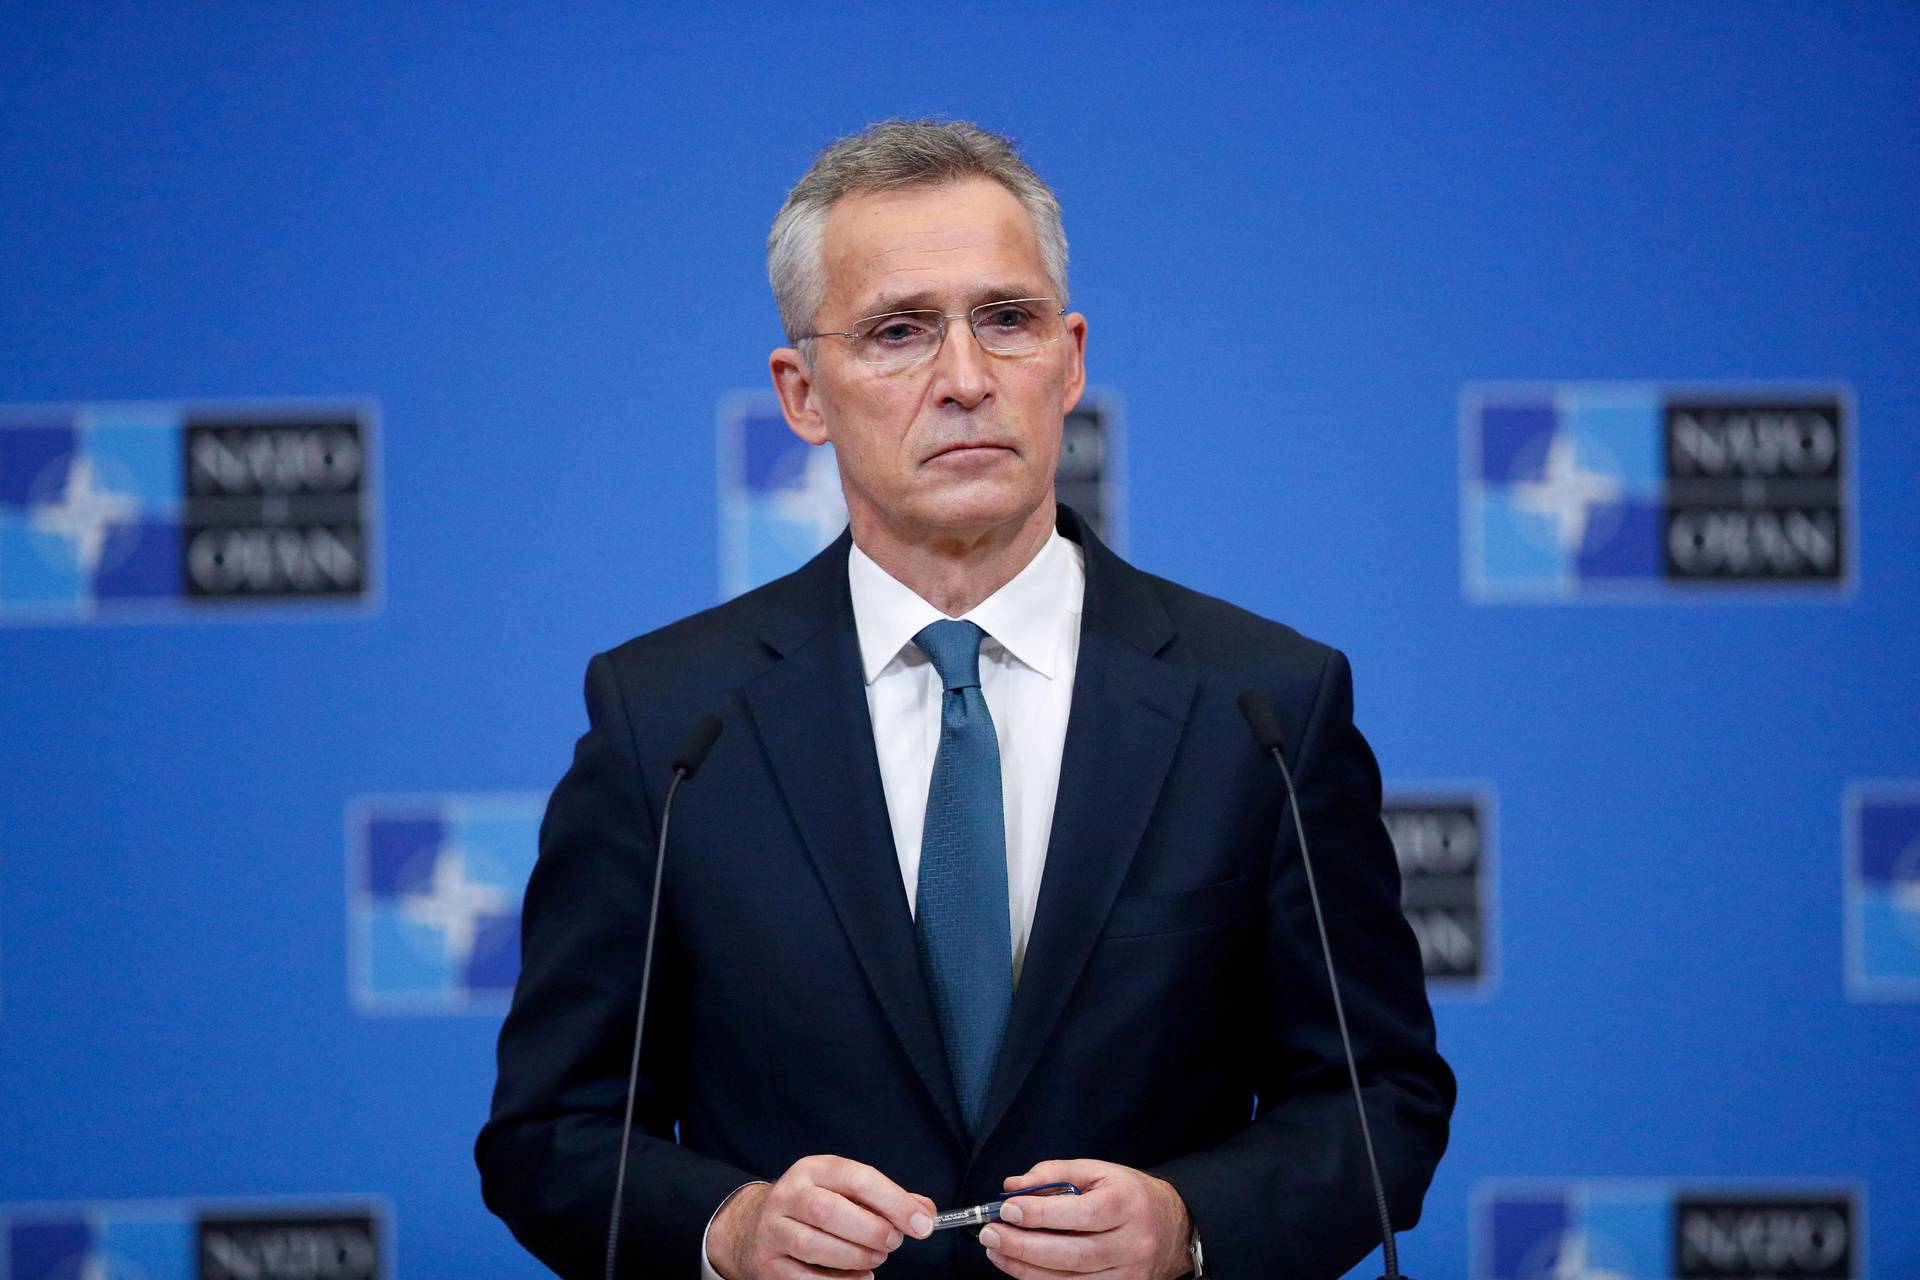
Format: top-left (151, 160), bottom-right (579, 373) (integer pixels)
top-left (850, 299), bottom-right (1060, 366)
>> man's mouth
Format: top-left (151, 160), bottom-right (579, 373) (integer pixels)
top-left (928, 442), bottom-right (1012, 461)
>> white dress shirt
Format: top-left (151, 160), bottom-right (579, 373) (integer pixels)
top-left (700, 528), bottom-right (1086, 1279)
top-left (849, 528), bottom-right (1085, 984)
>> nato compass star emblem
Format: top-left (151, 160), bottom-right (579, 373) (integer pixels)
top-left (0, 410), bottom-right (169, 616)
top-left (348, 794), bottom-right (540, 1013)
top-left (1508, 435), bottom-right (1623, 558)
top-left (394, 842), bottom-right (511, 976)
top-left (1463, 386), bottom-right (1661, 599)
top-left (30, 456), bottom-right (142, 576)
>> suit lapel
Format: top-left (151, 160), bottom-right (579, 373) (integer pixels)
top-left (975, 511), bottom-right (1197, 1147)
top-left (741, 535), bottom-right (969, 1149)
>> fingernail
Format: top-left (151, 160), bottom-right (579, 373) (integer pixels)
top-left (911, 1212), bottom-right (932, 1237)
top-left (886, 1230), bottom-right (902, 1250)
top-left (979, 1226), bottom-right (1002, 1249)
top-left (998, 1200), bottom-right (1024, 1224)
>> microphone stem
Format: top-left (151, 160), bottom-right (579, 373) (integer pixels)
top-left (605, 766), bottom-right (685, 1280)
top-left (1269, 745), bottom-right (1400, 1279)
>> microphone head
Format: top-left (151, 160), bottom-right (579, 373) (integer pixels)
top-left (1235, 688), bottom-right (1287, 756)
top-left (671, 714), bottom-right (724, 779)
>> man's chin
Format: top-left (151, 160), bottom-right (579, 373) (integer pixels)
top-left (901, 484), bottom-right (1054, 541)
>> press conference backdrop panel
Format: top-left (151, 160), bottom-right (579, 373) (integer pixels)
top-left (1, 5), bottom-right (1915, 1279)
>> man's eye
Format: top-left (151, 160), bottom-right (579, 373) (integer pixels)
top-left (982, 306), bottom-right (1033, 329)
top-left (872, 317), bottom-right (932, 343)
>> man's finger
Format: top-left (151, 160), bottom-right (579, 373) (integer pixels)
top-left (981, 1223), bottom-right (1119, 1275)
top-left (999, 1160), bottom-right (1126, 1232)
top-left (982, 1239), bottom-right (1100, 1280)
top-left (777, 1264), bottom-right (872, 1280)
top-left (788, 1184), bottom-right (898, 1254)
top-left (767, 1250), bottom-right (874, 1280)
top-left (809, 1158), bottom-right (935, 1237)
top-left (1006, 1158), bottom-right (1109, 1192)
top-left (777, 1217), bottom-right (888, 1272)
top-left (995, 1188), bottom-right (1109, 1232)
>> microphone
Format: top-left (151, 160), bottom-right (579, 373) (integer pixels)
top-left (672, 715), bottom-right (723, 778)
top-left (605, 714), bottom-right (724, 1280)
top-left (1235, 689), bottom-right (1408, 1280)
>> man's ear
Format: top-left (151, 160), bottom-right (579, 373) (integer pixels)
top-left (770, 346), bottom-right (829, 446)
top-left (1059, 312), bottom-right (1088, 416)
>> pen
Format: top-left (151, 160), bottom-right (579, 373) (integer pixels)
top-left (930, 1182), bottom-right (1081, 1232)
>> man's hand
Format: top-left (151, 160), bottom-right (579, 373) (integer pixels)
top-left (708, 1154), bottom-right (935, 1280)
top-left (978, 1159), bottom-right (1193, 1280)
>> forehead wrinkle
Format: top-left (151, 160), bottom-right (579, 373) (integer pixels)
top-left (858, 280), bottom-right (1053, 318)
top-left (858, 234), bottom-right (1021, 270)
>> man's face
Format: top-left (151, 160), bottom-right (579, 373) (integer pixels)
top-left (770, 177), bottom-right (1087, 545)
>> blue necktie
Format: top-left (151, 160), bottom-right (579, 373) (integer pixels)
top-left (912, 619), bottom-right (1013, 1136)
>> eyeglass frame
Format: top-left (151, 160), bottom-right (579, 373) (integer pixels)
top-left (790, 296), bottom-right (1069, 368)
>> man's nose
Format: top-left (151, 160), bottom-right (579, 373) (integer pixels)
top-left (932, 318), bottom-right (992, 409)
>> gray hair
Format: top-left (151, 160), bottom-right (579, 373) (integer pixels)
top-left (767, 118), bottom-right (1070, 345)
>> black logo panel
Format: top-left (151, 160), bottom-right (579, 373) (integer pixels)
top-left (198, 1210), bottom-right (383, 1280)
top-left (1674, 1194), bottom-right (1854, 1279)
top-left (1057, 399), bottom-right (1117, 546)
top-left (1383, 797), bottom-right (1488, 987)
top-left (1663, 400), bottom-right (1846, 581)
top-left (181, 412), bottom-right (371, 600)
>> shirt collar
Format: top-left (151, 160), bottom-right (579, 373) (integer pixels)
top-left (847, 528), bottom-right (1086, 685)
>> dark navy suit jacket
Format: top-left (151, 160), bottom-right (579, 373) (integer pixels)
top-left (478, 506), bottom-right (1455, 1279)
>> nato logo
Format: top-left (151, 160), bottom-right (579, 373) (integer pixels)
top-left (1383, 789), bottom-right (1496, 995)
top-left (718, 391), bottom-right (1125, 598)
top-left (2, 1200), bottom-right (385, 1280)
top-left (347, 794), bottom-right (540, 1014)
top-left (1845, 783), bottom-right (1920, 1000)
top-left (1476, 1181), bottom-right (1860, 1279)
top-left (1462, 384), bottom-right (1852, 600)
top-left (0, 400), bottom-right (377, 623)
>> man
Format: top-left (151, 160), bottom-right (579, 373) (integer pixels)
top-left (479, 120), bottom-right (1454, 1280)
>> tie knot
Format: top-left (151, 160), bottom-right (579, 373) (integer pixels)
top-left (914, 619), bottom-right (985, 691)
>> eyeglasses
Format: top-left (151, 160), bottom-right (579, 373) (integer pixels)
top-left (793, 297), bottom-right (1066, 371)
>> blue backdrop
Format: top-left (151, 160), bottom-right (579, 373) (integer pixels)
top-left (2, 4), bottom-right (1916, 1278)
